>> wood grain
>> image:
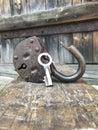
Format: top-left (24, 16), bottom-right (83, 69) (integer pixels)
top-left (0, 0), bottom-right (11, 17)
top-left (0, 2), bottom-right (98, 31)
top-left (73, 33), bottom-right (93, 63)
top-left (45, 35), bottom-right (59, 63)
top-left (72, 0), bottom-right (82, 5)
top-left (58, 34), bottom-right (73, 64)
top-left (0, 39), bottom-right (13, 63)
top-left (57, 0), bottom-right (73, 64)
top-left (0, 79), bottom-right (98, 130)
top-left (93, 32), bottom-right (98, 63)
top-left (0, 1), bottom-right (98, 64)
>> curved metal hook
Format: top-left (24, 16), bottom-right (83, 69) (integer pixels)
top-left (50, 43), bottom-right (86, 82)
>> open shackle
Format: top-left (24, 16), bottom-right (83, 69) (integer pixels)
top-left (50, 43), bottom-right (86, 82)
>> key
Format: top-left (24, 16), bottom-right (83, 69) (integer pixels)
top-left (38, 52), bottom-right (53, 87)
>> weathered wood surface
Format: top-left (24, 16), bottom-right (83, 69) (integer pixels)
top-left (0, 0), bottom-right (97, 19)
top-left (93, 32), bottom-right (98, 63)
top-left (0, 80), bottom-right (98, 130)
top-left (0, 1), bottom-right (98, 65)
top-left (0, 2), bottom-right (98, 31)
top-left (0, 64), bottom-right (98, 130)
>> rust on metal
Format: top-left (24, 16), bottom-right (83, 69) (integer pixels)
top-left (13, 36), bottom-right (46, 82)
top-left (14, 37), bottom-right (86, 83)
top-left (1, 20), bottom-right (98, 40)
top-left (50, 43), bottom-right (86, 82)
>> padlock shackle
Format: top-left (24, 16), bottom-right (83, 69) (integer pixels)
top-left (50, 45), bottom-right (86, 82)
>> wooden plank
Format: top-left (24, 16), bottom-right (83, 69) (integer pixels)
top-left (73, 33), bottom-right (82, 63)
top-left (45, 0), bottom-right (57, 9)
top-left (12, 38), bottom-right (25, 50)
top-left (0, 78), bottom-right (98, 129)
top-left (10, 0), bottom-right (23, 15)
top-left (81, 0), bottom-right (93, 64)
top-left (57, 0), bottom-right (66, 7)
top-left (1, 40), bottom-right (6, 64)
top-left (73, 33), bottom-right (93, 63)
top-left (93, 32), bottom-right (98, 63)
top-left (46, 0), bottom-right (72, 64)
top-left (0, 2), bottom-right (98, 31)
top-left (45, 1), bottom-right (59, 63)
top-left (73, 0), bottom-right (82, 63)
top-left (0, 0), bottom-right (3, 16)
top-left (37, 0), bottom-right (46, 11)
top-left (0, 0), bottom-right (11, 18)
top-left (57, 1), bottom-right (73, 64)
top-left (72, 0), bottom-right (82, 5)
top-left (0, 39), bottom-right (14, 64)
top-left (1, 20), bottom-right (98, 40)
top-left (21, 0), bottom-right (30, 14)
top-left (81, 33), bottom-right (93, 64)
top-left (21, 0), bottom-right (46, 14)
top-left (58, 34), bottom-right (73, 64)
top-left (57, 0), bottom-right (72, 7)
top-left (39, 36), bottom-right (46, 50)
top-left (45, 35), bottom-right (59, 63)
top-left (68, 64), bottom-right (98, 85)
top-left (6, 39), bottom-right (13, 63)
top-left (0, 64), bottom-right (16, 77)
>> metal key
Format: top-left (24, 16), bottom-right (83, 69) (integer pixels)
top-left (38, 52), bottom-right (53, 87)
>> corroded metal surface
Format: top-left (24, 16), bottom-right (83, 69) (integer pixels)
top-left (13, 36), bottom-right (45, 83)
top-left (13, 37), bottom-right (85, 83)
top-left (51, 44), bottom-right (86, 82)
top-left (0, 79), bottom-right (98, 130)
top-left (1, 20), bottom-right (98, 40)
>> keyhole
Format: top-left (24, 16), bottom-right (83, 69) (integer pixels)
top-left (18, 63), bottom-right (27, 70)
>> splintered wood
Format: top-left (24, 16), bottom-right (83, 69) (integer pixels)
top-left (0, 80), bottom-right (98, 130)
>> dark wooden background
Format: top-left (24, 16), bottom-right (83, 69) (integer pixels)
top-left (0, 0), bottom-right (98, 65)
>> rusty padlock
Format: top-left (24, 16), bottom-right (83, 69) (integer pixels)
top-left (13, 36), bottom-right (46, 82)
